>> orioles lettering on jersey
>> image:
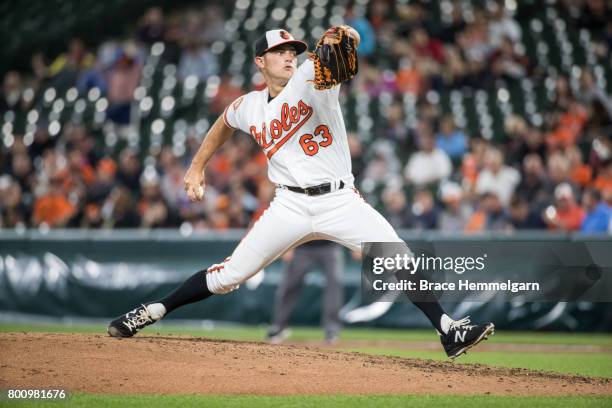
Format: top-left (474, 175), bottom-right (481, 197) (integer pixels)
top-left (248, 100), bottom-right (329, 159)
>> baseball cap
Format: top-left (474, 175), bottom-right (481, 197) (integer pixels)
top-left (254, 29), bottom-right (308, 57)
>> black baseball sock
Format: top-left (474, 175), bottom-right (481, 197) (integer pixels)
top-left (410, 301), bottom-right (446, 334)
top-left (157, 269), bottom-right (213, 314)
top-left (396, 267), bottom-right (447, 334)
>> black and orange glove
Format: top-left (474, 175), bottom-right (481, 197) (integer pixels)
top-left (309, 25), bottom-right (359, 90)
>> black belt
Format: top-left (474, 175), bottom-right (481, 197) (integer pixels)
top-left (280, 181), bottom-right (345, 196)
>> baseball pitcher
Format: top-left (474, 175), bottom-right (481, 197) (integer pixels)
top-left (108, 26), bottom-right (494, 359)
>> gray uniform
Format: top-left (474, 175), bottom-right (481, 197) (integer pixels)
top-left (269, 240), bottom-right (344, 339)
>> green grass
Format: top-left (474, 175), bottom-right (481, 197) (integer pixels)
top-left (1, 395), bottom-right (612, 408)
top-left (2, 323), bottom-right (612, 346)
top-left (344, 348), bottom-right (612, 378)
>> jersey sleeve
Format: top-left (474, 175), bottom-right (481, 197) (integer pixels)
top-left (222, 95), bottom-right (246, 132)
top-left (295, 59), bottom-right (341, 106)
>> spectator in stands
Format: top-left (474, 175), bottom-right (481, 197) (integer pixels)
top-left (438, 182), bottom-right (472, 232)
top-left (178, 37), bottom-right (218, 81)
top-left (581, 189), bottom-right (612, 233)
top-left (515, 153), bottom-right (551, 212)
top-left (116, 149), bottom-right (142, 192)
top-left (160, 14), bottom-right (184, 65)
top-left (441, 46), bottom-right (470, 88)
top-left (138, 170), bottom-right (176, 228)
top-left (605, 20), bottom-right (612, 56)
top-left (72, 126), bottom-right (100, 167)
top-left (438, 3), bottom-right (467, 44)
top-left (1, 71), bottom-right (22, 112)
top-left (367, 0), bottom-right (394, 31)
top-left (107, 43), bottom-right (142, 124)
top-left (465, 192), bottom-right (510, 232)
top-left (457, 11), bottom-right (493, 70)
top-left (28, 125), bottom-right (56, 161)
top-left (209, 74), bottom-right (244, 115)
top-left (543, 183), bottom-right (585, 231)
top-left (345, 5), bottom-right (376, 57)
top-left (404, 123), bottom-right (452, 186)
top-left (592, 160), bottom-right (612, 194)
top-left (547, 152), bottom-right (575, 190)
top-left (87, 158), bottom-right (117, 203)
top-left (355, 58), bottom-right (398, 98)
top-left (410, 27), bottom-right (445, 64)
top-left (551, 76), bottom-right (573, 112)
top-left (409, 189), bottom-right (439, 230)
top-left (32, 176), bottom-right (76, 228)
top-left (30, 52), bottom-right (49, 92)
top-left (159, 147), bottom-right (186, 212)
top-left (577, 0), bottom-right (611, 35)
top-left (488, 2), bottom-right (522, 47)
top-left (511, 126), bottom-right (546, 163)
top-left (380, 102), bottom-right (408, 144)
top-left (11, 151), bottom-right (35, 196)
top-left (475, 147), bottom-right (521, 206)
top-left (435, 115), bottom-right (467, 159)
top-left (489, 36), bottom-right (530, 82)
top-left (567, 146), bottom-right (593, 188)
top-left (348, 133), bottom-right (366, 182)
top-left (80, 201), bottom-right (104, 229)
top-left (396, 54), bottom-right (423, 96)
top-left (365, 140), bottom-right (401, 186)
top-left (77, 41), bottom-right (118, 95)
top-left (48, 38), bottom-right (95, 90)
top-left (578, 69), bottom-right (612, 125)
top-left (381, 187), bottom-right (411, 229)
top-left (508, 194), bottom-right (546, 230)
top-left (545, 101), bottom-right (589, 149)
top-left (0, 177), bottom-right (30, 229)
top-left (199, 5), bottom-right (225, 45)
top-left (225, 182), bottom-right (256, 228)
top-left (66, 147), bottom-right (95, 187)
top-left (104, 186), bottom-right (140, 228)
top-left (505, 115), bottom-right (530, 163)
top-left (461, 138), bottom-right (490, 192)
top-left (137, 7), bottom-right (166, 46)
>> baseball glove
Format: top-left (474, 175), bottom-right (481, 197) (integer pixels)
top-left (309, 25), bottom-right (359, 90)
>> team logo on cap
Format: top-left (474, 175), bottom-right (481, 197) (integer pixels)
top-left (279, 30), bottom-right (291, 40)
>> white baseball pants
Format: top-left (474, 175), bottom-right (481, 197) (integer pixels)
top-left (205, 186), bottom-right (404, 294)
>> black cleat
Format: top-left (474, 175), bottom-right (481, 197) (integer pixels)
top-left (107, 304), bottom-right (157, 338)
top-left (440, 317), bottom-right (495, 359)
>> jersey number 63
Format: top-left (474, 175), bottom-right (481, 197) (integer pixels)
top-left (299, 125), bottom-right (333, 156)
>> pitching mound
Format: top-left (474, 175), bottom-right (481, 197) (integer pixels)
top-left (0, 333), bottom-right (610, 396)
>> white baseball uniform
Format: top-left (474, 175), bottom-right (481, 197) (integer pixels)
top-left (205, 58), bottom-right (403, 295)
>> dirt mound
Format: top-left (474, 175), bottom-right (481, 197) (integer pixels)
top-left (0, 333), bottom-right (610, 396)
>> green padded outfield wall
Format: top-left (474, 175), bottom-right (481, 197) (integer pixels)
top-left (0, 230), bottom-right (611, 331)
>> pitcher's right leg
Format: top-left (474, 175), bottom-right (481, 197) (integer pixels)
top-left (311, 188), bottom-right (494, 358)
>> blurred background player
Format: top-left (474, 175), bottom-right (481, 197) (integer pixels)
top-left (267, 241), bottom-right (344, 344)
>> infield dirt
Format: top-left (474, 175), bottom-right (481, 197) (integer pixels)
top-left (0, 333), bottom-right (610, 396)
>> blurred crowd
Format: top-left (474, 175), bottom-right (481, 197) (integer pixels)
top-left (1, 0), bottom-right (611, 233)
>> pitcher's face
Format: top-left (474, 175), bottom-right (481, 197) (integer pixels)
top-left (256, 45), bottom-right (298, 82)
